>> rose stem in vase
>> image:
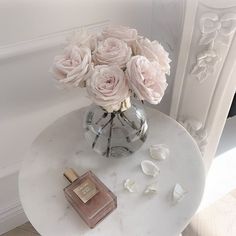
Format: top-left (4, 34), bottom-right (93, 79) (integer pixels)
top-left (95, 112), bottom-right (108, 125)
top-left (106, 113), bottom-right (115, 157)
top-left (92, 113), bottom-right (114, 149)
top-left (120, 112), bottom-right (138, 130)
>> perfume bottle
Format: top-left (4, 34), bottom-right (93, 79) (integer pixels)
top-left (63, 168), bottom-right (117, 228)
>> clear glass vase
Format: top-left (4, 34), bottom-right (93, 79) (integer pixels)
top-left (84, 103), bottom-right (148, 158)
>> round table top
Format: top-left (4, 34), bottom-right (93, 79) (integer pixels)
top-left (19, 106), bottom-right (205, 236)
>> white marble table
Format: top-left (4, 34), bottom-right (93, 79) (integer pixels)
top-left (19, 106), bottom-right (205, 236)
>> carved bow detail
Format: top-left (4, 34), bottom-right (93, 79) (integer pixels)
top-left (199, 12), bottom-right (236, 45)
top-left (191, 49), bottom-right (220, 82)
top-left (191, 12), bottom-right (236, 82)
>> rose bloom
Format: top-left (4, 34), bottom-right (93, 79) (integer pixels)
top-left (51, 45), bottom-right (91, 87)
top-left (134, 37), bottom-right (171, 75)
top-left (68, 29), bottom-right (98, 52)
top-left (93, 37), bottom-right (132, 69)
top-left (86, 65), bottom-right (129, 112)
top-left (102, 25), bottom-right (138, 43)
top-left (126, 55), bottom-right (168, 104)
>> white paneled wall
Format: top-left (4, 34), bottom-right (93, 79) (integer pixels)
top-left (0, 0), bottom-right (183, 233)
top-left (0, 0), bottom-right (154, 45)
top-left (151, 0), bottom-right (185, 114)
top-left (170, 0), bottom-right (236, 170)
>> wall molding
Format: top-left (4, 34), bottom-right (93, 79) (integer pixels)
top-left (0, 20), bottom-right (109, 61)
top-left (191, 49), bottom-right (220, 83)
top-left (0, 201), bottom-right (27, 235)
top-left (0, 201), bottom-right (23, 223)
top-left (170, 0), bottom-right (236, 169)
top-left (171, 1), bottom-right (236, 119)
top-left (170, 0), bottom-right (198, 119)
top-left (190, 12), bottom-right (236, 83)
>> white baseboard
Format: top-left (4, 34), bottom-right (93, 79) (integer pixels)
top-left (0, 201), bottom-right (28, 235)
top-left (0, 170), bottom-right (28, 235)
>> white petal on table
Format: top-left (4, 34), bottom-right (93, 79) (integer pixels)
top-left (149, 144), bottom-right (170, 161)
top-left (141, 160), bottom-right (160, 177)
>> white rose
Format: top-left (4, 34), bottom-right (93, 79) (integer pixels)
top-left (126, 56), bottom-right (167, 104)
top-left (86, 65), bottom-right (129, 112)
top-left (103, 97), bottom-right (131, 113)
top-left (51, 45), bottom-right (92, 87)
top-left (68, 29), bottom-right (98, 52)
top-left (102, 25), bottom-right (138, 43)
top-left (93, 37), bottom-right (132, 69)
top-left (134, 37), bottom-right (171, 75)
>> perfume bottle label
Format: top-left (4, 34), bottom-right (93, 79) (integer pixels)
top-left (73, 179), bottom-right (99, 203)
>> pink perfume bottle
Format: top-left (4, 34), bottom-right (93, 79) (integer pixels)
top-left (63, 168), bottom-right (117, 228)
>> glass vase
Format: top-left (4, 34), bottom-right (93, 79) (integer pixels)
top-left (84, 102), bottom-right (148, 158)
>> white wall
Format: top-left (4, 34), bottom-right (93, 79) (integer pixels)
top-left (170, 0), bottom-right (236, 169)
top-left (0, 0), bottom-right (184, 233)
top-left (151, 0), bottom-right (185, 114)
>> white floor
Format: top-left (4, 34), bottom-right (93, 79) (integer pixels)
top-left (199, 116), bottom-right (236, 211)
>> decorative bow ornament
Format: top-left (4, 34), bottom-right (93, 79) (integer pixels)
top-left (191, 12), bottom-right (236, 82)
top-left (199, 12), bottom-right (236, 45)
top-left (191, 49), bottom-right (220, 82)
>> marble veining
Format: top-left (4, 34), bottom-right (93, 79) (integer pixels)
top-left (19, 106), bottom-right (205, 236)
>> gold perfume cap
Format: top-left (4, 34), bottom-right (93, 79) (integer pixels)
top-left (64, 168), bottom-right (79, 183)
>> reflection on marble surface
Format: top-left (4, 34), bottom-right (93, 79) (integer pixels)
top-left (19, 106), bottom-right (205, 236)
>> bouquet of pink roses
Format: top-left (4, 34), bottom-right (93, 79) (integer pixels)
top-left (51, 25), bottom-right (171, 113)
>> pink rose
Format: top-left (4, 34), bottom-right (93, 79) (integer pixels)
top-left (126, 56), bottom-right (167, 104)
top-left (134, 37), bottom-right (171, 75)
top-left (86, 65), bottom-right (129, 112)
top-left (51, 45), bottom-right (91, 87)
top-left (102, 25), bottom-right (138, 43)
top-left (93, 37), bottom-right (132, 69)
